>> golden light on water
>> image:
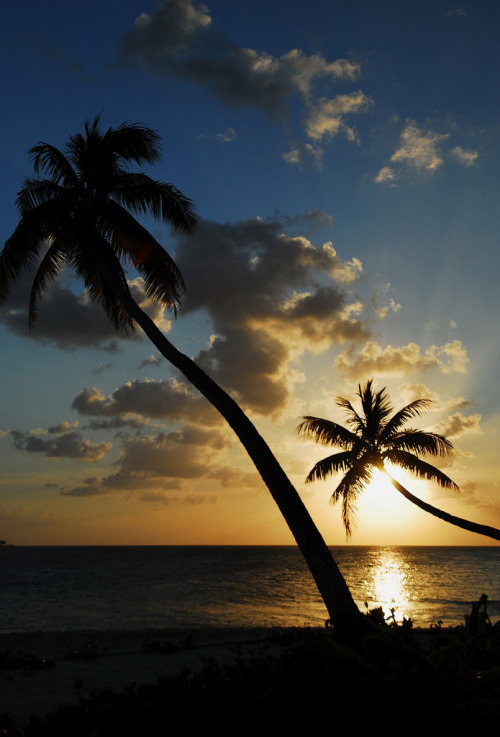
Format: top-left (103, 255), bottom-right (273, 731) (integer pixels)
top-left (364, 547), bottom-right (413, 621)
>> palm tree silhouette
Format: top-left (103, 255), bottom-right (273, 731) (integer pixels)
top-left (0, 117), bottom-right (361, 629)
top-left (298, 379), bottom-right (500, 541)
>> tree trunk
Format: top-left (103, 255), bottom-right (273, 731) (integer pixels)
top-left (107, 272), bottom-right (362, 629)
top-left (387, 474), bottom-right (500, 542)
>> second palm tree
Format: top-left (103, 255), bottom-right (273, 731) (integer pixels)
top-left (299, 380), bottom-right (500, 541)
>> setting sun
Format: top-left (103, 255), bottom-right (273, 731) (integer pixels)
top-left (357, 469), bottom-right (416, 524)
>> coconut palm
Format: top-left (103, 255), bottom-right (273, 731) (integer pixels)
top-left (299, 379), bottom-right (500, 541)
top-left (0, 117), bottom-right (361, 629)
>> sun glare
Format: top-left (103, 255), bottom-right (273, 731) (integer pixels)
top-left (357, 468), bottom-right (416, 526)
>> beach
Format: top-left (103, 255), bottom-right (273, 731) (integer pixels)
top-left (0, 627), bottom-right (292, 727)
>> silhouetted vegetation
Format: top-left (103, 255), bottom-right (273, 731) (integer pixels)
top-left (2, 602), bottom-right (500, 735)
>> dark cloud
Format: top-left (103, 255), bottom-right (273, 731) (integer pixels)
top-left (0, 267), bottom-right (171, 352)
top-left (175, 216), bottom-right (367, 413)
top-left (10, 429), bottom-right (111, 463)
top-left (92, 363), bottom-right (113, 376)
top-left (72, 378), bottom-right (221, 426)
top-left (138, 354), bottom-right (162, 370)
top-left (0, 269), bottom-right (123, 351)
top-left (61, 426), bottom-right (230, 497)
top-left (434, 412), bottom-right (482, 439)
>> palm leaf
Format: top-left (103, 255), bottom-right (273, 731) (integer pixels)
top-left (305, 451), bottom-right (358, 482)
top-left (298, 417), bottom-right (359, 449)
top-left (379, 399), bottom-right (433, 443)
top-left (335, 397), bottom-right (366, 435)
top-left (28, 144), bottom-right (78, 186)
top-left (331, 461), bottom-right (374, 536)
top-left (383, 450), bottom-right (459, 490)
top-left (386, 430), bottom-right (454, 457)
top-left (112, 173), bottom-right (197, 233)
top-left (101, 120), bottom-right (163, 165)
top-left (28, 239), bottom-right (67, 327)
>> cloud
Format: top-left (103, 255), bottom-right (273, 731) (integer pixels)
top-left (0, 269), bottom-right (123, 351)
top-left (72, 378), bottom-right (222, 426)
top-left (115, 0), bottom-right (369, 163)
top-left (399, 383), bottom-right (472, 411)
top-left (61, 426), bottom-right (231, 497)
top-left (374, 166), bottom-right (397, 184)
top-left (197, 128), bottom-right (236, 143)
top-left (138, 354), bottom-right (162, 370)
top-left (375, 121), bottom-right (479, 184)
top-left (390, 121), bottom-right (449, 172)
top-left (0, 267), bottom-right (171, 352)
top-left (335, 340), bottom-right (469, 379)
top-left (449, 145), bottom-right (478, 167)
top-left (305, 91), bottom-right (372, 142)
top-left (92, 363), bottom-right (113, 376)
top-left (282, 143), bottom-right (323, 168)
top-left (434, 412), bottom-right (482, 439)
top-left (175, 216), bottom-right (368, 413)
top-left (10, 428), bottom-right (112, 463)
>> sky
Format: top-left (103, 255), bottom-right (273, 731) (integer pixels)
top-left (1, 0), bottom-right (499, 546)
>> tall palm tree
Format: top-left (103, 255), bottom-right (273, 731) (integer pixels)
top-left (298, 379), bottom-right (500, 541)
top-left (0, 118), bottom-right (361, 629)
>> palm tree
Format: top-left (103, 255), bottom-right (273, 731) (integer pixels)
top-left (0, 117), bottom-right (361, 629)
top-left (298, 379), bottom-right (500, 541)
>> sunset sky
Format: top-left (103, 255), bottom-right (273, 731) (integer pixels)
top-left (1, 0), bottom-right (499, 546)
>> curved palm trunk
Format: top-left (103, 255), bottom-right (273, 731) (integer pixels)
top-left (105, 269), bottom-right (361, 629)
top-left (387, 474), bottom-right (500, 541)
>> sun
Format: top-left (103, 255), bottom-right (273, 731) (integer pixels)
top-left (357, 468), bottom-right (414, 523)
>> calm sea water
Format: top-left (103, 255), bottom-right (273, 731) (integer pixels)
top-left (1, 546), bottom-right (499, 632)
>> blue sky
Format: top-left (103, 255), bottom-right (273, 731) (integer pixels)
top-left (1, 0), bottom-right (499, 545)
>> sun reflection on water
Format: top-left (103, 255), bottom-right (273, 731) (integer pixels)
top-left (363, 548), bottom-right (414, 621)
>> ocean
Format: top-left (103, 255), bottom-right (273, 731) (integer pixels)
top-left (1, 545), bottom-right (499, 632)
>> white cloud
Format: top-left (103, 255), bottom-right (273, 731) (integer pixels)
top-left (305, 91), bottom-right (372, 142)
top-left (374, 166), bottom-right (397, 184)
top-left (376, 121), bottom-right (478, 183)
top-left (390, 121), bottom-right (449, 172)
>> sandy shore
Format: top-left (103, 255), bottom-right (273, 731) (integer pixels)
top-left (0, 627), bottom-right (295, 727)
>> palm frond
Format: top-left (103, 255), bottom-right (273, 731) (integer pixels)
top-left (379, 399), bottom-right (434, 442)
top-left (386, 430), bottom-right (454, 457)
top-left (102, 121), bottom-right (162, 165)
top-left (357, 380), bottom-right (393, 440)
top-left (28, 239), bottom-right (67, 327)
top-left (112, 173), bottom-right (197, 233)
top-left (67, 230), bottom-right (135, 334)
top-left (331, 462), bottom-right (374, 536)
top-left (298, 416), bottom-right (359, 449)
top-left (305, 451), bottom-right (358, 482)
top-left (383, 450), bottom-right (459, 491)
top-left (28, 143), bottom-right (78, 186)
top-left (335, 397), bottom-right (366, 435)
top-left (16, 179), bottom-right (66, 213)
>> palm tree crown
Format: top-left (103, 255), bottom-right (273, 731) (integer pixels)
top-left (299, 380), bottom-right (460, 535)
top-left (299, 380), bottom-right (500, 542)
top-left (0, 116), bottom-right (196, 331)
